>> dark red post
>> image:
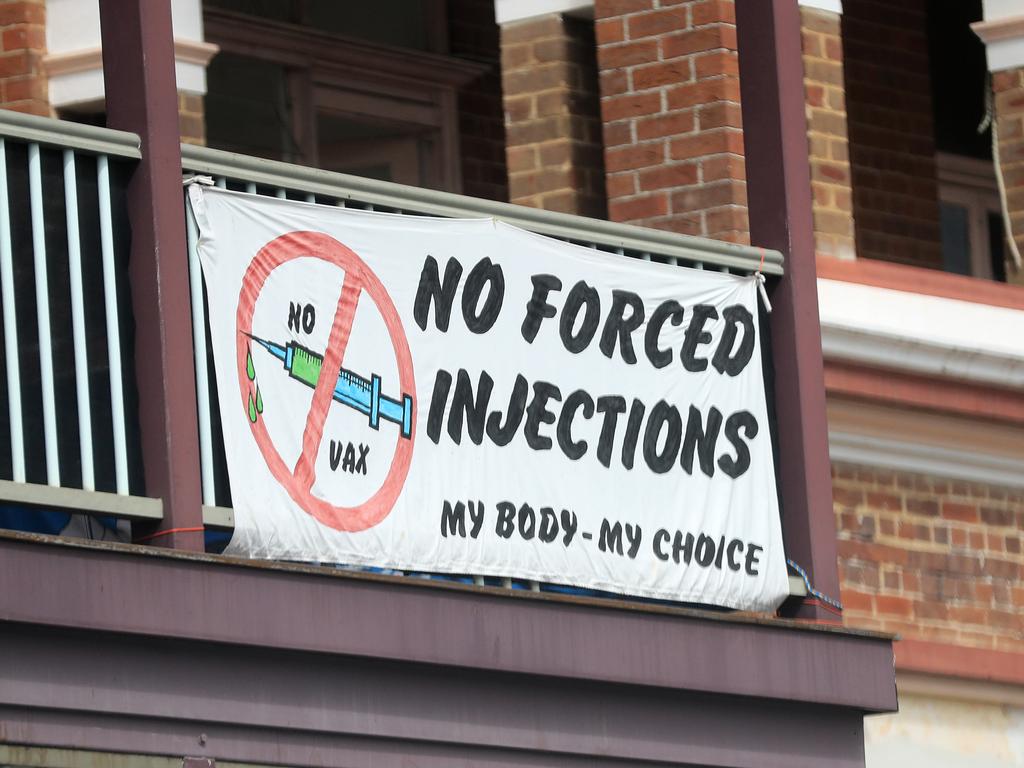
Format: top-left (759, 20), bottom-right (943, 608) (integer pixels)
top-left (98, 0), bottom-right (204, 551)
top-left (734, 0), bottom-right (840, 619)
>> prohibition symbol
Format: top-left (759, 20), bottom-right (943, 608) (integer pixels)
top-left (236, 231), bottom-right (416, 532)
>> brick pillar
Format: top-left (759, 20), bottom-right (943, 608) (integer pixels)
top-left (594, 0), bottom-right (746, 241)
top-left (501, 14), bottom-right (606, 217)
top-left (451, 0), bottom-right (509, 202)
top-left (843, 0), bottom-right (942, 268)
top-left (0, 0), bottom-right (50, 116)
top-left (800, 6), bottom-right (854, 261)
top-left (178, 92), bottom-right (205, 146)
top-left (993, 68), bottom-right (1024, 287)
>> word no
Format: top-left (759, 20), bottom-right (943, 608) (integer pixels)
top-left (288, 302), bottom-right (316, 334)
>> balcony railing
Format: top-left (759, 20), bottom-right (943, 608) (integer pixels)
top-left (0, 111), bottom-right (800, 599)
top-left (0, 110), bottom-right (160, 528)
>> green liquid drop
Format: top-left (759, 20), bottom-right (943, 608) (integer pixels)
top-left (248, 392), bottom-right (257, 422)
top-left (256, 385), bottom-right (263, 414)
top-left (246, 348), bottom-right (256, 380)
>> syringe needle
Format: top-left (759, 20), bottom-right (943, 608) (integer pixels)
top-left (249, 335), bottom-right (413, 438)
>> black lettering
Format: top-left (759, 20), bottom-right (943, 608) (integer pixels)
top-left (712, 304), bottom-right (755, 376)
top-left (643, 400), bottom-right (682, 475)
top-left (599, 289), bottom-right (645, 364)
top-left (414, 255), bottom-right (463, 332)
top-left (539, 507), bottom-right (558, 543)
top-left (672, 531), bottom-right (694, 565)
top-left (518, 503), bottom-right (536, 540)
top-left (714, 535), bottom-right (726, 569)
top-left (496, 502), bottom-right (516, 539)
top-left (599, 519), bottom-right (624, 555)
top-left (645, 300), bottom-right (684, 369)
top-left (461, 257), bottom-right (504, 334)
top-left (727, 539), bottom-right (744, 571)
top-left (559, 281), bottom-right (601, 353)
top-left (621, 399), bottom-right (645, 470)
top-left (486, 374), bottom-right (528, 446)
top-left (426, 369), bottom-right (452, 444)
top-left (695, 533), bottom-right (715, 567)
top-left (468, 500), bottom-right (485, 538)
top-left (680, 305), bottom-right (718, 372)
top-left (441, 500), bottom-right (467, 538)
top-left (521, 274), bottom-right (561, 343)
top-left (560, 509), bottom-right (578, 546)
top-left (653, 529), bottom-right (670, 561)
top-left (718, 410), bottom-right (759, 479)
top-left (288, 302), bottom-right (315, 334)
top-left (625, 523), bottom-right (642, 559)
top-left (355, 443), bottom-right (368, 475)
top-left (681, 405), bottom-right (723, 477)
top-left (448, 369), bottom-right (493, 446)
top-left (595, 395), bottom-right (627, 468)
top-left (524, 381), bottom-right (561, 450)
top-left (329, 439), bottom-right (342, 471)
top-left (342, 443), bottom-right (356, 473)
top-left (557, 390), bottom-right (594, 460)
top-left (745, 544), bottom-right (763, 576)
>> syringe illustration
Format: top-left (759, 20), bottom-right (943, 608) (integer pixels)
top-left (246, 333), bottom-right (413, 439)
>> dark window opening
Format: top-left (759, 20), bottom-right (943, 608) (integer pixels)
top-left (203, 0), bottom-right (484, 193)
top-left (927, 0), bottom-right (1010, 282)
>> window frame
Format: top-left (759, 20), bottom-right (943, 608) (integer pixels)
top-left (203, 7), bottom-right (485, 192)
top-left (936, 152), bottom-right (1003, 281)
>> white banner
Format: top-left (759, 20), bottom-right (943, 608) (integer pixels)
top-left (189, 185), bottom-right (789, 611)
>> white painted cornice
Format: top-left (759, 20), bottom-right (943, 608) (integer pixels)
top-left (820, 277), bottom-right (1024, 486)
top-left (973, 9), bottom-right (1024, 71)
top-left (798, 0), bottom-right (842, 14)
top-left (44, 40), bottom-right (218, 78)
top-left (494, 0), bottom-right (593, 25)
top-left (44, 0), bottom-right (212, 107)
top-left (495, 0), bottom-right (839, 24)
top-left (828, 430), bottom-right (1024, 489)
top-left (896, 671), bottom-right (1024, 708)
top-left (43, 39), bottom-right (219, 108)
top-left (817, 278), bottom-right (1024, 389)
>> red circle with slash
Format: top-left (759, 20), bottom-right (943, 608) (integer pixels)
top-left (236, 231), bottom-right (415, 532)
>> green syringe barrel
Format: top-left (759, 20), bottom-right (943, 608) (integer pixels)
top-left (280, 341), bottom-right (412, 438)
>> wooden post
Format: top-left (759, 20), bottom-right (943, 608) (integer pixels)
top-left (735, 0), bottom-right (841, 619)
top-left (97, 0), bottom-right (204, 551)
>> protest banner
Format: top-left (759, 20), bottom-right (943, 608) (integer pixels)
top-left (190, 185), bottom-right (789, 610)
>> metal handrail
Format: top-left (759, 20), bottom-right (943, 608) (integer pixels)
top-left (0, 109), bottom-right (141, 159)
top-left (0, 480), bottom-right (162, 521)
top-left (181, 144), bottom-right (785, 276)
top-left (0, 114), bottom-right (154, 539)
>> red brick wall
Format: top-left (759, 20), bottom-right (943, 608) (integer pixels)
top-left (449, 0), bottom-right (509, 202)
top-left (801, 7), bottom-right (854, 261)
top-left (834, 462), bottom-right (1023, 653)
top-left (594, 0), bottom-right (747, 242)
top-left (0, 0), bottom-right (49, 116)
top-left (842, 0), bottom-right (942, 268)
top-left (994, 67), bottom-right (1024, 287)
top-left (501, 14), bottom-right (606, 217)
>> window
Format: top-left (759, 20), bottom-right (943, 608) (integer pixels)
top-left (927, 0), bottom-right (1009, 282)
top-left (937, 153), bottom-right (1006, 281)
top-left (204, 2), bottom-right (484, 191)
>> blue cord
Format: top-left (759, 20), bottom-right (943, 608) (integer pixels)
top-left (787, 558), bottom-right (843, 612)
